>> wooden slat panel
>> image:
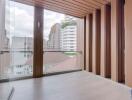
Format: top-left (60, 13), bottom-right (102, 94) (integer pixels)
top-left (11, 0), bottom-right (86, 18)
top-left (93, 0), bottom-right (108, 5)
top-left (43, 1), bottom-right (89, 14)
top-left (33, 0), bottom-right (93, 13)
top-left (11, 0), bottom-right (111, 18)
top-left (65, 0), bottom-right (100, 9)
top-left (73, 0), bottom-right (102, 8)
top-left (35, 0), bottom-right (87, 18)
top-left (12, 0), bottom-right (87, 18)
top-left (46, 0), bottom-right (95, 11)
top-left (44, 5), bottom-right (86, 18)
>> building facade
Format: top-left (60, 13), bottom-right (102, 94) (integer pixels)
top-left (47, 23), bottom-right (61, 51)
top-left (60, 25), bottom-right (77, 51)
top-left (46, 15), bottom-right (77, 51)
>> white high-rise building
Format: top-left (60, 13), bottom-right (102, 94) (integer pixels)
top-left (61, 25), bottom-right (77, 51)
top-left (45, 15), bottom-right (77, 51)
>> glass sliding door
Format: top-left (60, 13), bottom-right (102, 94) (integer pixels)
top-left (0, 0), bottom-right (84, 80)
top-left (43, 9), bottom-right (84, 74)
top-left (0, 0), bottom-right (10, 81)
top-left (8, 1), bottom-right (34, 79)
top-left (0, 0), bottom-right (13, 100)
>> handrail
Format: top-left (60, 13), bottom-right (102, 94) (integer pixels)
top-left (0, 50), bottom-right (83, 54)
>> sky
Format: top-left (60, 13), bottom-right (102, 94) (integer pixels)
top-left (7, 1), bottom-right (65, 40)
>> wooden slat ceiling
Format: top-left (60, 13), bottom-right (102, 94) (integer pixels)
top-left (11, 0), bottom-right (111, 18)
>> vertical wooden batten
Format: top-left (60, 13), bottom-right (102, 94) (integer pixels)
top-left (85, 14), bottom-right (93, 72)
top-left (92, 9), bottom-right (101, 75)
top-left (111, 0), bottom-right (125, 82)
top-left (101, 4), bottom-right (111, 78)
top-left (95, 9), bottom-right (101, 75)
top-left (89, 14), bottom-right (93, 72)
top-left (85, 15), bottom-right (89, 71)
top-left (33, 6), bottom-right (44, 78)
top-left (117, 0), bottom-right (125, 83)
top-left (125, 0), bottom-right (132, 87)
top-left (84, 16), bottom-right (87, 70)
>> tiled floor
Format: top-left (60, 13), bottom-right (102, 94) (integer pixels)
top-left (0, 83), bottom-right (13, 100)
top-left (9, 71), bottom-right (132, 100)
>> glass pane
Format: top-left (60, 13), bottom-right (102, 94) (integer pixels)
top-left (0, 0), bottom-right (13, 100)
top-left (0, 0), bottom-right (11, 80)
top-left (43, 10), bottom-right (84, 74)
top-left (8, 1), bottom-right (34, 78)
top-left (44, 51), bottom-right (82, 74)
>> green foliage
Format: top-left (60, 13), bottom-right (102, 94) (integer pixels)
top-left (64, 52), bottom-right (77, 56)
top-left (61, 21), bottom-right (77, 29)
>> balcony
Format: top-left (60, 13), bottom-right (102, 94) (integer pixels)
top-left (1, 0), bottom-right (132, 100)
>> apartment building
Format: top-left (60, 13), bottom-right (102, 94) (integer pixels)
top-left (47, 23), bottom-right (61, 50)
top-left (61, 25), bottom-right (77, 51)
top-left (47, 16), bottom-right (77, 51)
